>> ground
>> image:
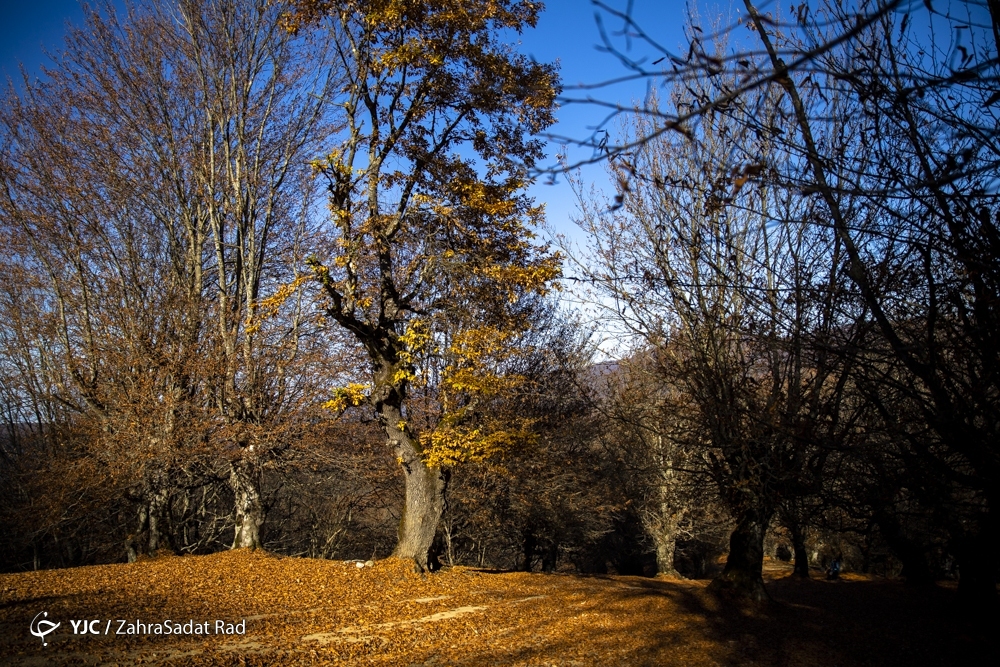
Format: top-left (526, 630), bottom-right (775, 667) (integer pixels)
top-left (0, 551), bottom-right (995, 666)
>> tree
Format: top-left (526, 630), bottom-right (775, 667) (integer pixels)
top-left (283, 0), bottom-right (560, 570)
top-left (594, 351), bottom-right (697, 577)
top-left (550, 0), bottom-right (999, 604)
top-left (441, 304), bottom-right (617, 573)
top-left (567, 59), bottom-right (864, 597)
top-left (0, 0), bottom-right (334, 560)
top-left (173, 0), bottom-right (337, 550)
top-left (733, 0), bottom-right (1000, 606)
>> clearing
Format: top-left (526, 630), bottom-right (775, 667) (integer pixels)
top-left (0, 550), bottom-right (995, 666)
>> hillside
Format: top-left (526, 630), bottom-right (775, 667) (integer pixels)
top-left (0, 551), bottom-right (995, 666)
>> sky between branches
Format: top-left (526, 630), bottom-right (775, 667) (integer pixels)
top-left (0, 0), bottom-right (689, 243)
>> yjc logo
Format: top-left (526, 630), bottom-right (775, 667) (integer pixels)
top-left (29, 611), bottom-right (61, 646)
top-left (70, 619), bottom-right (104, 634)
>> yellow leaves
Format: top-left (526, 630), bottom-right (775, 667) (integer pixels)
top-left (363, 0), bottom-right (407, 28)
top-left (438, 326), bottom-right (526, 398)
top-left (374, 37), bottom-right (443, 74)
top-left (309, 151), bottom-right (353, 181)
top-left (392, 367), bottom-right (418, 385)
top-left (307, 257), bottom-right (331, 283)
top-left (385, 319), bottom-right (433, 389)
top-left (444, 367), bottom-right (522, 395)
top-left (398, 319), bottom-right (432, 363)
top-left (475, 261), bottom-right (561, 301)
top-left (245, 275), bottom-right (311, 335)
top-left (322, 382), bottom-right (371, 412)
top-left (449, 325), bottom-right (511, 360)
top-left (420, 421), bottom-right (537, 467)
top-left (449, 178), bottom-right (521, 217)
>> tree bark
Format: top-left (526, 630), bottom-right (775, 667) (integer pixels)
top-left (229, 456), bottom-right (264, 550)
top-left (710, 504), bottom-right (773, 601)
top-left (144, 468), bottom-right (172, 555)
top-left (386, 411), bottom-right (447, 571)
top-left (392, 450), bottom-right (446, 571)
top-left (788, 520), bottom-right (810, 578)
top-left (371, 368), bottom-right (449, 572)
top-left (541, 540), bottom-right (558, 573)
top-left (147, 486), bottom-right (170, 553)
top-left (651, 507), bottom-right (681, 576)
top-left (874, 510), bottom-right (933, 585)
top-left (522, 529), bottom-right (536, 572)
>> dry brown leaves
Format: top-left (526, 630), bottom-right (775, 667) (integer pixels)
top-left (0, 552), bottom-right (995, 666)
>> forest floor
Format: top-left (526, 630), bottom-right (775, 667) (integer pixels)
top-left (0, 550), bottom-right (996, 666)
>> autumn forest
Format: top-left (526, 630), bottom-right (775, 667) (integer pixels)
top-left (1, 1), bottom-right (998, 661)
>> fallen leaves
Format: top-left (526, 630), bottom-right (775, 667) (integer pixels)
top-left (0, 551), bottom-right (995, 666)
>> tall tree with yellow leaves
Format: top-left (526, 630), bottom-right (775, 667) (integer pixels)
top-left (283, 0), bottom-right (560, 570)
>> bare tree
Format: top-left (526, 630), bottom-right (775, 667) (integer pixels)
top-left (731, 0), bottom-right (1000, 605)
top-left (0, 0), bottom-right (337, 560)
top-left (566, 58), bottom-right (864, 597)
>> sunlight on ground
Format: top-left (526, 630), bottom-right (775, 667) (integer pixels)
top-left (0, 551), bottom-right (994, 666)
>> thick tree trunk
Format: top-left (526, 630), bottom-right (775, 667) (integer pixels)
top-left (541, 540), bottom-right (558, 573)
top-left (126, 504), bottom-right (147, 563)
top-left (393, 452), bottom-right (447, 571)
top-left (388, 412), bottom-right (447, 571)
top-left (373, 360), bottom-right (448, 572)
top-left (147, 483), bottom-right (171, 553)
top-left (874, 510), bottom-right (933, 585)
top-left (522, 530), bottom-right (536, 572)
top-left (229, 456), bottom-right (264, 550)
top-left (710, 504), bottom-right (773, 601)
top-left (141, 468), bottom-right (172, 555)
top-left (651, 507), bottom-right (681, 576)
top-left (788, 520), bottom-right (810, 578)
top-left (656, 539), bottom-right (678, 576)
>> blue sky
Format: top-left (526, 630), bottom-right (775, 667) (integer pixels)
top-left (2, 0), bottom-right (992, 242)
top-left (518, 1), bottom-right (691, 243)
top-left (0, 0), bottom-right (99, 82)
top-left (0, 0), bottom-right (693, 243)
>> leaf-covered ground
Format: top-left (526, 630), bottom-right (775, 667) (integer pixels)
top-left (0, 551), bottom-right (995, 666)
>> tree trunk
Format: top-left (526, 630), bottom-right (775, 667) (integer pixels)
top-left (541, 540), bottom-right (558, 573)
top-left (874, 510), bottom-right (933, 585)
top-left (788, 520), bottom-right (810, 578)
top-left (522, 529), bottom-right (536, 572)
top-left (147, 484), bottom-right (170, 553)
top-left (126, 504), bottom-right (147, 563)
top-left (229, 455), bottom-right (264, 550)
top-left (652, 508), bottom-right (681, 576)
top-left (656, 539), bottom-right (678, 577)
top-left (443, 520), bottom-right (455, 567)
top-left (144, 468), bottom-right (172, 554)
top-left (390, 422), bottom-right (447, 572)
top-left (710, 504), bottom-right (773, 601)
top-left (373, 361), bottom-right (448, 572)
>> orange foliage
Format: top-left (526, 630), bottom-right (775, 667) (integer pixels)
top-left (1, 552), bottom-right (994, 666)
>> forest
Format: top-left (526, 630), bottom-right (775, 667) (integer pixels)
top-left (0, 0), bottom-right (997, 618)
